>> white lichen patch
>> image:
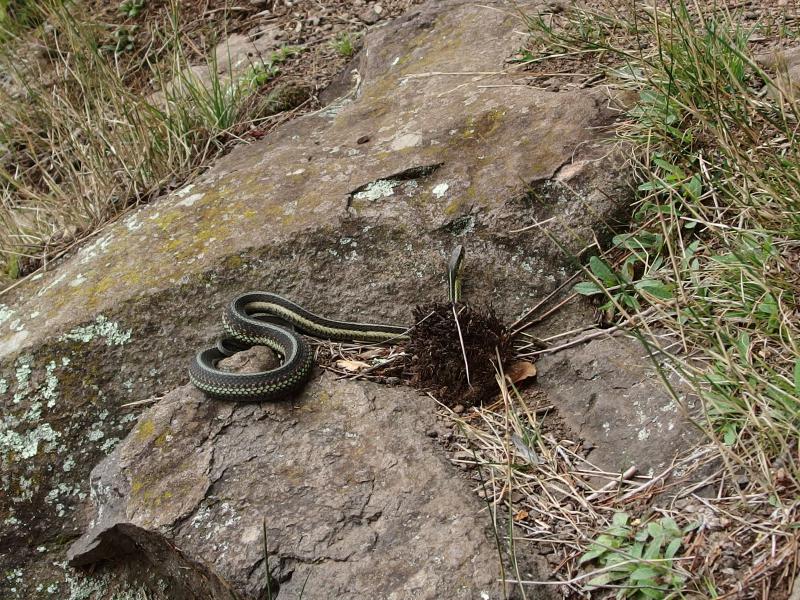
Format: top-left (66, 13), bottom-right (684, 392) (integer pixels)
top-left (353, 179), bottom-right (397, 202)
top-left (0, 330), bottom-right (30, 359)
top-left (100, 437), bottom-right (120, 454)
top-left (390, 132), bottom-right (422, 151)
top-left (319, 97), bottom-right (352, 119)
top-left (42, 361), bottom-right (60, 408)
top-left (13, 355), bottom-right (33, 404)
top-left (37, 272), bottom-right (67, 297)
top-left (0, 421), bottom-right (60, 460)
top-left (57, 563), bottom-right (158, 600)
top-left (59, 315), bottom-right (132, 346)
top-left (69, 274), bottom-right (87, 288)
top-left (175, 183), bottom-right (195, 198)
top-left (176, 192), bottom-right (204, 208)
top-left (190, 501), bottom-right (241, 543)
top-left (432, 182), bottom-right (450, 198)
top-left (0, 303), bottom-right (14, 326)
top-left (120, 412), bottom-right (139, 424)
top-left (78, 234), bottom-right (113, 265)
top-left (123, 214), bottom-right (143, 232)
top-left (62, 455), bottom-right (75, 472)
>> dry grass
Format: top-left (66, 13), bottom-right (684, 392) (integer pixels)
top-left (446, 0), bottom-right (800, 597)
top-left (0, 1), bottom-right (307, 284)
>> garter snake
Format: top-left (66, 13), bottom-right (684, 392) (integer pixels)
top-left (189, 245), bottom-right (465, 401)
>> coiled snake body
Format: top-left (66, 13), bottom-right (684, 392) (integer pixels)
top-left (189, 246), bottom-right (464, 401)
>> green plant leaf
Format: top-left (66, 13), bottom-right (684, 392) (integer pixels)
top-left (653, 157), bottom-right (686, 178)
top-left (635, 280), bottom-right (673, 299)
top-left (640, 587), bottom-right (666, 599)
top-left (606, 525), bottom-right (631, 538)
top-left (574, 281), bottom-right (603, 296)
top-left (630, 566), bottom-right (661, 581)
top-left (665, 537), bottom-right (682, 559)
top-left (647, 521), bottom-right (663, 538)
top-left (589, 256), bottom-right (617, 285)
top-left (586, 568), bottom-right (630, 589)
top-left (645, 536), bottom-right (664, 560)
top-left (612, 512), bottom-right (629, 527)
top-left (683, 174), bottom-right (702, 200)
top-left (579, 545), bottom-right (608, 564)
top-left (723, 425), bottom-right (737, 446)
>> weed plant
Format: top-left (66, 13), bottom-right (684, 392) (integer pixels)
top-left (0, 1), bottom-right (291, 281)
top-left (506, 0), bottom-right (800, 596)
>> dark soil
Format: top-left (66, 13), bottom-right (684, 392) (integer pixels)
top-left (406, 302), bottom-right (512, 408)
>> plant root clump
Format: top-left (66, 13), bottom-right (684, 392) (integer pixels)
top-left (406, 302), bottom-right (512, 408)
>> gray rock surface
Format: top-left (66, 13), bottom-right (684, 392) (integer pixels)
top-left (0, 0), bottom-right (646, 597)
top-left (756, 45), bottom-right (800, 103)
top-left (536, 334), bottom-right (701, 476)
top-left (68, 373), bottom-right (521, 600)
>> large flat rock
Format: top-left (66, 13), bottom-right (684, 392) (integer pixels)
top-left (0, 1), bottom-right (630, 596)
top-left (66, 374), bottom-right (533, 599)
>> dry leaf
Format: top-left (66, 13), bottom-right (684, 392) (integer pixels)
top-left (507, 360), bottom-right (537, 383)
top-left (335, 359), bottom-right (371, 372)
top-left (514, 509), bottom-right (529, 522)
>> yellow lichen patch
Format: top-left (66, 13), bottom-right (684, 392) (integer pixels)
top-left (444, 198), bottom-right (462, 216)
top-left (224, 254), bottom-right (244, 270)
top-left (162, 238), bottom-right (183, 253)
top-left (173, 227), bottom-right (228, 262)
top-left (134, 419), bottom-right (155, 442)
top-left (153, 431), bottom-right (169, 448)
top-left (131, 478), bottom-right (143, 495)
top-left (84, 268), bottom-right (146, 310)
top-left (459, 109), bottom-right (506, 142)
top-left (151, 210), bottom-right (183, 232)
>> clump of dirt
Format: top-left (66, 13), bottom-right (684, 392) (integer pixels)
top-left (406, 302), bottom-right (511, 408)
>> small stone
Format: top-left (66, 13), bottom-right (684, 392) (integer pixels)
top-left (453, 404), bottom-right (465, 414)
top-left (218, 346), bottom-right (279, 373)
top-left (359, 8), bottom-right (380, 24)
top-left (374, 4), bottom-right (383, 14)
